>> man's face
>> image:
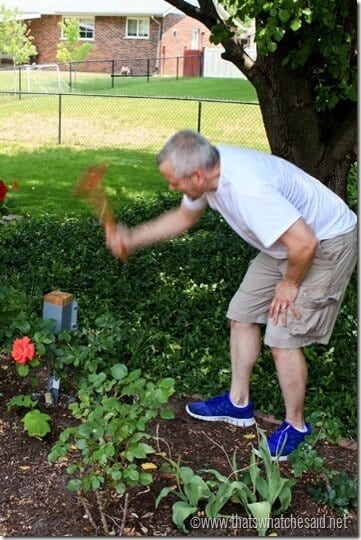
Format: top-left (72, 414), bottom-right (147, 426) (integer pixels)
top-left (159, 159), bottom-right (205, 200)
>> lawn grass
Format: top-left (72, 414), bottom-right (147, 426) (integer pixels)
top-left (74, 74), bottom-right (259, 101)
top-left (0, 68), bottom-right (258, 101)
top-left (0, 92), bottom-right (268, 151)
top-left (1, 146), bottom-right (168, 218)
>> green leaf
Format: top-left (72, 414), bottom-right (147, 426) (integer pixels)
top-left (110, 363), bottom-right (128, 380)
top-left (204, 492), bottom-right (220, 518)
top-left (179, 466), bottom-right (196, 484)
top-left (279, 9), bottom-right (290, 23)
top-left (7, 394), bottom-right (38, 410)
top-left (159, 377), bottom-right (175, 390)
top-left (273, 26), bottom-right (285, 42)
top-left (183, 475), bottom-right (210, 507)
top-left (135, 442), bottom-right (154, 457)
top-left (67, 478), bottom-right (82, 491)
top-left (247, 501), bottom-right (271, 536)
top-left (17, 364), bottom-right (29, 377)
top-left (277, 484), bottom-right (294, 512)
top-left (156, 486), bottom-right (174, 508)
top-left (35, 343), bottom-right (46, 355)
top-left (160, 407), bottom-right (174, 419)
top-left (201, 468), bottom-right (227, 483)
top-left (290, 19), bottom-right (302, 32)
top-left (139, 471), bottom-right (153, 485)
top-left (22, 409), bottom-right (51, 437)
top-left (302, 8), bottom-right (312, 23)
top-left (267, 41), bottom-right (278, 53)
top-left (172, 501), bottom-right (197, 533)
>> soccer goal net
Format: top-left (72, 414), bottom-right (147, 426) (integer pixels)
top-left (22, 63), bottom-right (65, 92)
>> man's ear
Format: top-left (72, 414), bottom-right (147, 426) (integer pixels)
top-left (192, 169), bottom-right (206, 186)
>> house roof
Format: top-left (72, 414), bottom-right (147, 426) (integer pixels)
top-left (0, 0), bottom-right (176, 17)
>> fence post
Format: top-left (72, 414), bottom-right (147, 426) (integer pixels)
top-left (69, 63), bottom-right (73, 91)
top-left (147, 59), bottom-right (150, 82)
top-left (58, 94), bottom-right (62, 145)
top-left (18, 67), bottom-right (22, 100)
top-left (197, 101), bottom-right (202, 133)
top-left (111, 59), bottom-right (115, 88)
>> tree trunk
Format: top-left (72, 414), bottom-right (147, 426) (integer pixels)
top-left (249, 53), bottom-right (356, 200)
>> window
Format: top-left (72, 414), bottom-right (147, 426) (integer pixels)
top-left (126, 17), bottom-right (149, 39)
top-left (61, 17), bottom-right (95, 40)
top-left (191, 29), bottom-right (200, 49)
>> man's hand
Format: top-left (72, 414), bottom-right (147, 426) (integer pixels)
top-left (268, 217), bottom-right (318, 326)
top-left (269, 279), bottom-right (300, 326)
top-left (105, 222), bottom-right (129, 262)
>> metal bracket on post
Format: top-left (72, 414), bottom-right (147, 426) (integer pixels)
top-left (42, 290), bottom-right (78, 405)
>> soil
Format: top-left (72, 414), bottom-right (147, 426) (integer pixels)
top-left (0, 355), bottom-right (358, 537)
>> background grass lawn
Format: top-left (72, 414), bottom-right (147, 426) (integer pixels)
top-left (0, 68), bottom-right (258, 101)
top-left (1, 146), bottom-right (167, 217)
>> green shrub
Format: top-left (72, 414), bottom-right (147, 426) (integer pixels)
top-left (0, 192), bottom-right (357, 437)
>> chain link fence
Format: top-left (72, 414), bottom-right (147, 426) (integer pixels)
top-left (0, 91), bottom-right (269, 152)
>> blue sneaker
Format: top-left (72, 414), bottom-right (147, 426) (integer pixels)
top-left (253, 421), bottom-right (312, 461)
top-left (185, 393), bottom-right (255, 427)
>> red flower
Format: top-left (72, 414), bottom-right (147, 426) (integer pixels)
top-left (0, 180), bottom-right (8, 203)
top-left (11, 337), bottom-right (35, 365)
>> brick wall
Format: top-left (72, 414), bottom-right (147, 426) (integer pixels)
top-left (27, 15), bottom-right (163, 74)
top-left (24, 12), bottom-right (221, 76)
top-left (159, 13), bottom-right (219, 76)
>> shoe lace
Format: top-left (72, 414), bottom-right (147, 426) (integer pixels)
top-left (205, 393), bottom-right (228, 406)
top-left (269, 422), bottom-right (290, 456)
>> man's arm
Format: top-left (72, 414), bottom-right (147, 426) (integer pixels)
top-left (106, 202), bottom-right (205, 258)
top-left (269, 217), bottom-right (318, 325)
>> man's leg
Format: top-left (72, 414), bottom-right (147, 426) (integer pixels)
top-left (252, 345), bottom-right (311, 461)
top-left (185, 320), bottom-right (259, 426)
top-left (230, 321), bottom-right (261, 406)
top-left (271, 347), bottom-right (308, 430)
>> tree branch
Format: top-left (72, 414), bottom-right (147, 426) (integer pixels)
top-left (165, 0), bottom-right (255, 77)
top-left (165, 0), bottom-right (220, 28)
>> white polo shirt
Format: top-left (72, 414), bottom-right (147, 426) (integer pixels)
top-left (182, 146), bottom-right (357, 259)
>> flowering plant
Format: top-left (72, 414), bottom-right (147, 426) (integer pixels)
top-left (11, 336), bottom-right (39, 376)
top-left (0, 180), bottom-right (8, 202)
top-left (0, 178), bottom-right (18, 216)
top-left (8, 335), bottom-right (52, 437)
top-left (11, 336), bottom-right (35, 364)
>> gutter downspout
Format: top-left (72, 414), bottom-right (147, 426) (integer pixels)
top-left (151, 16), bottom-right (162, 71)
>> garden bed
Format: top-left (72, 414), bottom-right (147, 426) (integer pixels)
top-left (0, 356), bottom-right (357, 537)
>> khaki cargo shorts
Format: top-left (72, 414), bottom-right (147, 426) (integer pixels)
top-left (226, 228), bottom-right (357, 348)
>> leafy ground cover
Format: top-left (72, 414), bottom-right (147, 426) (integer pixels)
top-left (0, 193), bottom-right (357, 436)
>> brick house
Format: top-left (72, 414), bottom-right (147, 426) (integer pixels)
top-left (0, 0), bottom-right (223, 76)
